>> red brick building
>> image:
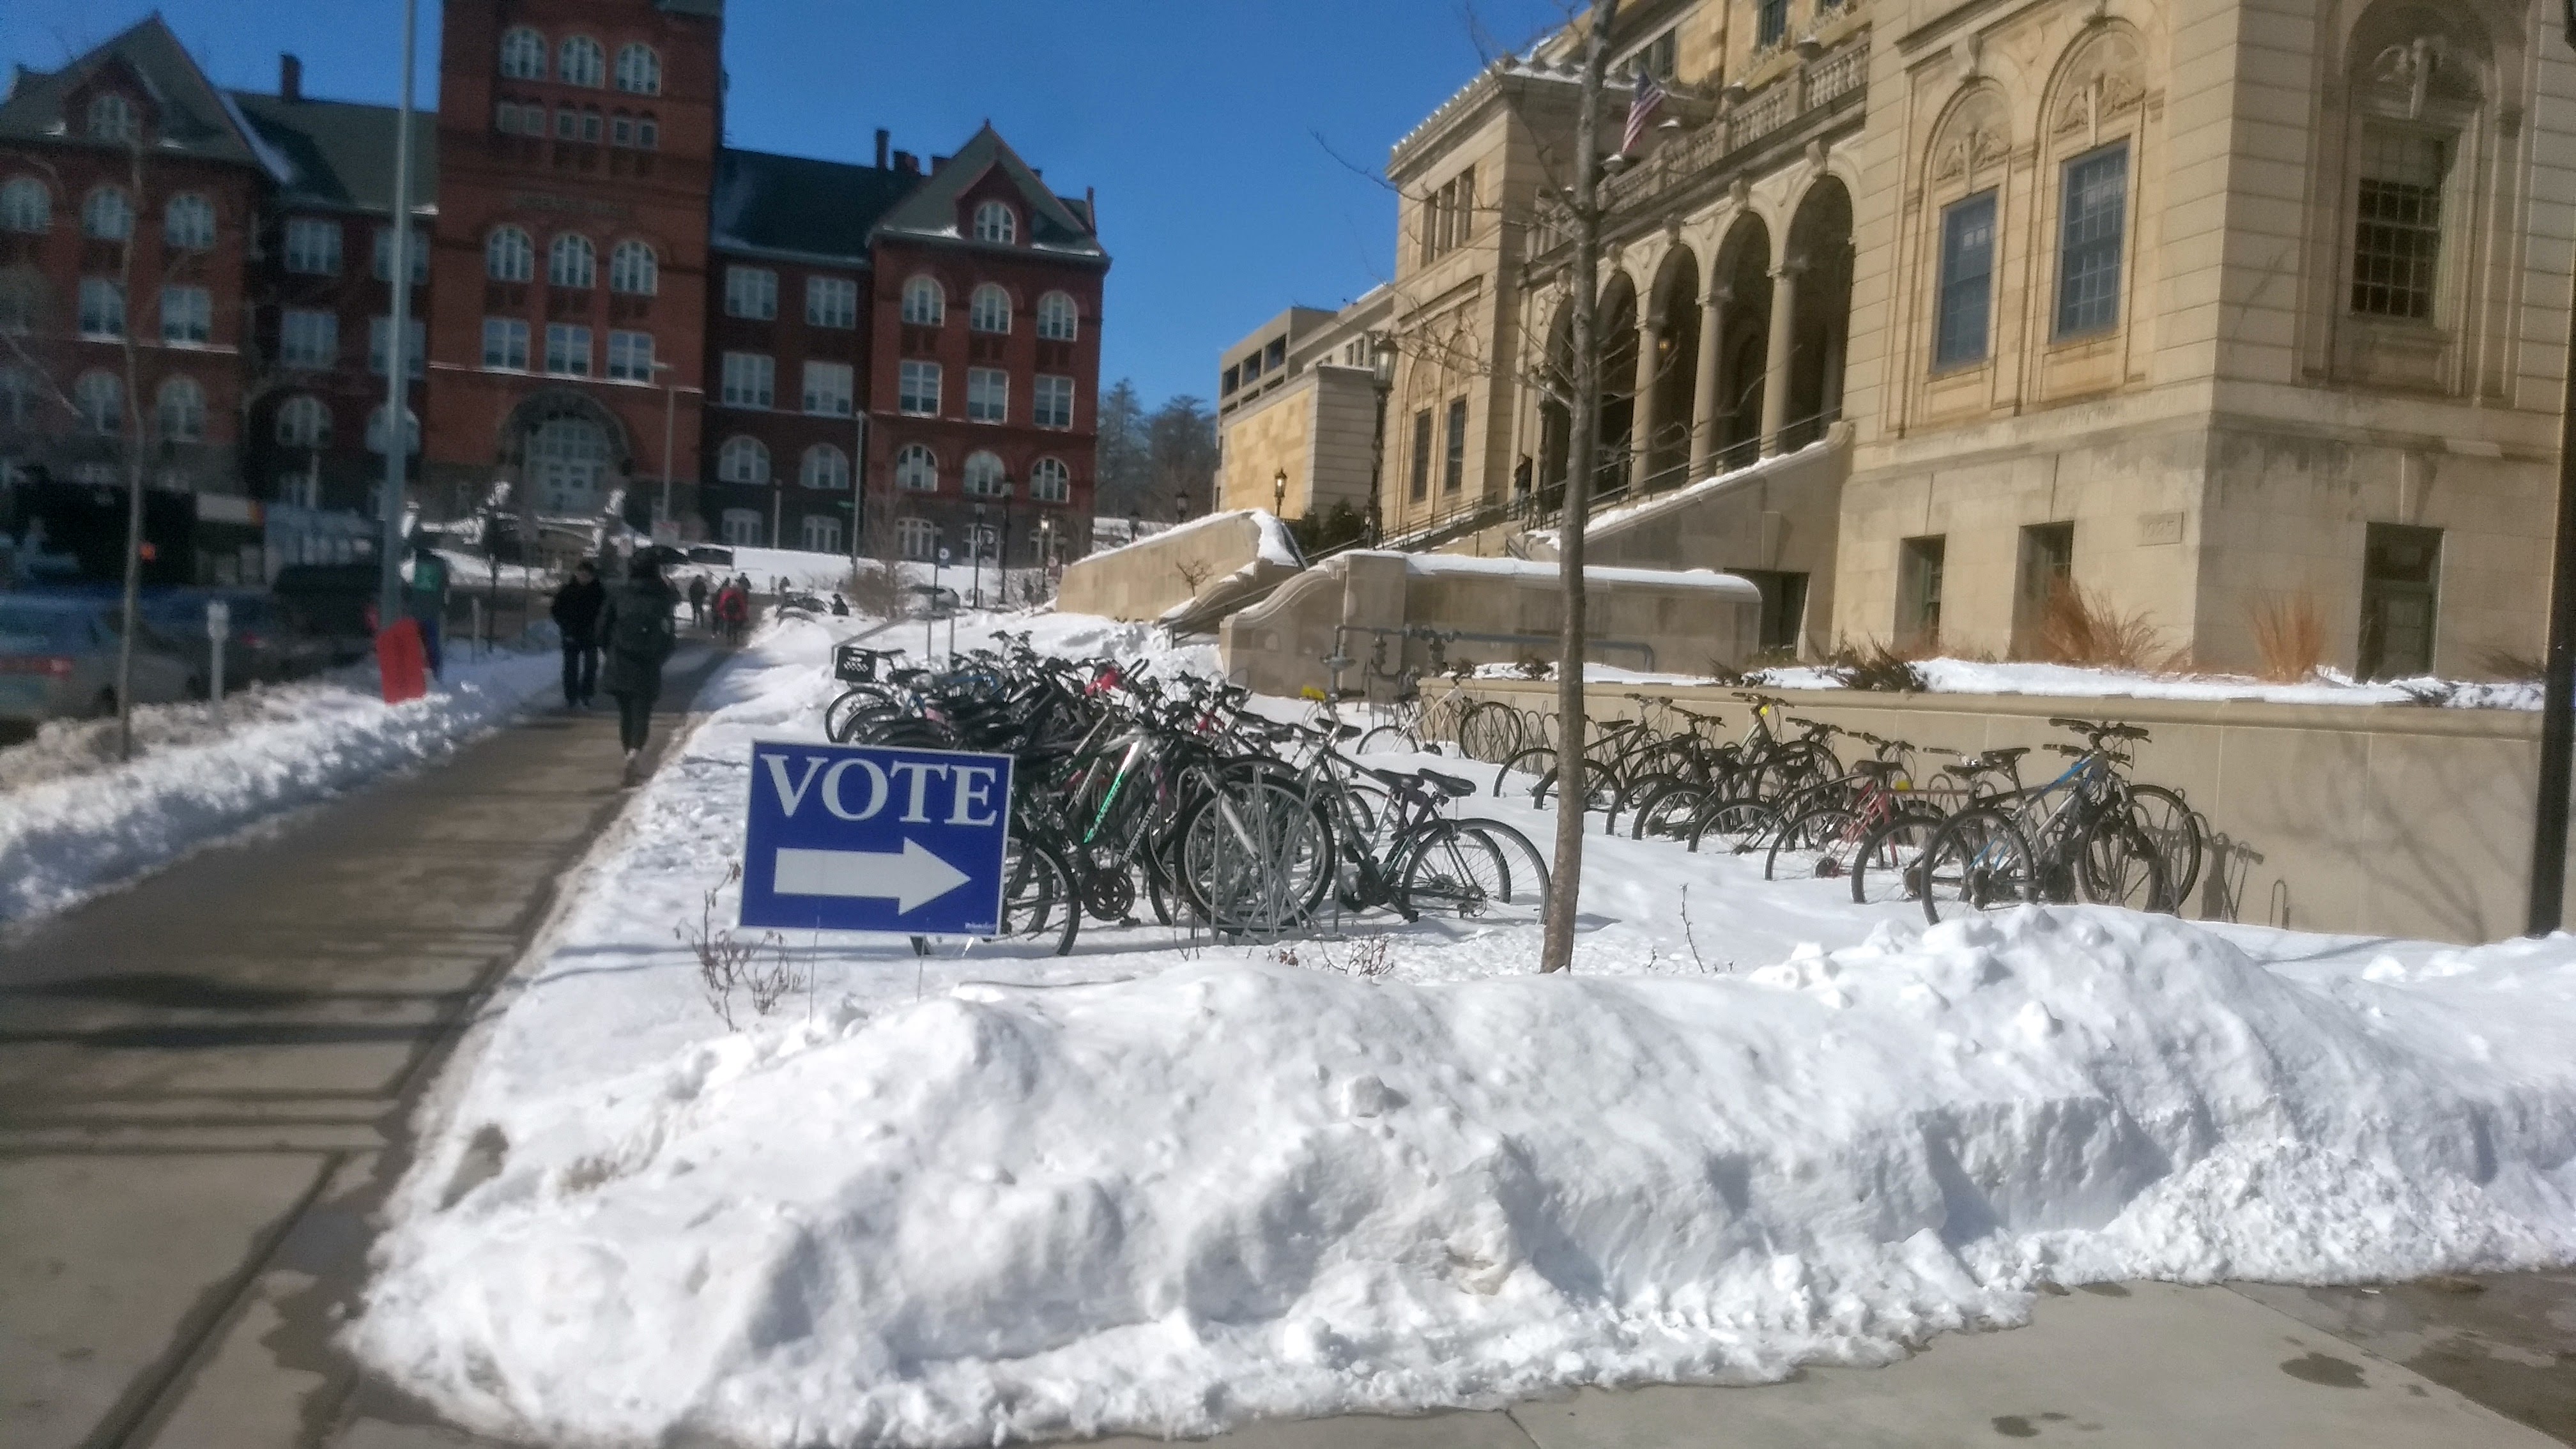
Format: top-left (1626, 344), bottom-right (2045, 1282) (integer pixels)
top-left (0, 3), bottom-right (1105, 578)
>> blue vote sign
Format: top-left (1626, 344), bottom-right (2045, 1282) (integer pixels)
top-left (740, 740), bottom-right (1015, 937)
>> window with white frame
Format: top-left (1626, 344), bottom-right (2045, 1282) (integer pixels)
top-left (559, 36), bottom-right (606, 88)
top-left (972, 200), bottom-right (1016, 244)
top-left (549, 233), bottom-right (596, 289)
top-left (965, 523), bottom-right (998, 561)
top-left (899, 360), bottom-right (940, 416)
top-left (164, 193), bottom-right (213, 249)
top-left (967, 367), bottom-right (1008, 424)
top-left (721, 352), bottom-right (775, 408)
top-left (969, 284), bottom-right (1011, 334)
top-left (901, 275), bottom-right (944, 326)
top-left (898, 517), bottom-right (938, 560)
top-left (895, 443), bottom-right (938, 491)
top-left (500, 26), bottom-right (546, 80)
top-left (614, 43), bottom-right (661, 95)
top-left (161, 285), bottom-right (211, 345)
top-left (607, 330), bottom-right (655, 381)
top-left (0, 178), bottom-right (49, 233)
top-left (801, 513), bottom-right (842, 553)
top-left (1029, 456), bottom-right (1070, 503)
top-left (369, 316), bottom-right (426, 378)
top-left (802, 360), bottom-right (854, 417)
top-left (487, 225), bottom-right (533, 282)
top-left (284, 217), bottom-right (341, 275)
top-left (156, 376), bottom-right (205, 443)
top-left (77, 278), bottom-right (123, 339)
top-left (717, 436), bottom-right (769, 484)
top-left (81, 187), bottom-right (129, 241)
top-left (1034, 374), bottom-right (1074, 429)
top-left (801, 443), bottom-right (850, 489)
top-left (609, 240), bottom-right (657, 295)
top-left (1036, 291), bottom-right (1078, 342)
top-left (544, 323), bottom-right (592, 377)
top-left (724, 266), bottom-right (778, 320)
top-left (963, 450), bottom-right (1005, 496)
top-left (482, 317), bottom-right (530, 371)
top-left (88, 95), bottom-right (137, 144)
top-left (366, 405), bottom-right (420, 455)
top-left (275, 394), bottom-right (330, 448)
top-left (806, 275), bottom-right (858, 328)
top-left (373, 225), bottom-right (429, 284)
top-left (280, 308), bottom-right (335, 368)
top-left (721, 509), bottom-right (763, 546)
top-left (74, 371), bottom-right (122, 433)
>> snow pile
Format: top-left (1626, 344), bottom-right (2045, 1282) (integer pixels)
top-left (0, 646), bottom-right (560, 921)
top-left (357, 907), bottom-right (2576, 1447)
top-left (1744, 657), bottom-right (2541, 710)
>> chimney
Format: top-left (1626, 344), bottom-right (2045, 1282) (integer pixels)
top-left (930, 154), bottom-right (949, 174)
top-left (279, 53), bottom-right (302, 103)
top-left (893, 150), bottom-right (919, 176)
top-left (1085, 186), bottom-right (1098, 228)
top-left (873, 128), bottom-right (889, 169)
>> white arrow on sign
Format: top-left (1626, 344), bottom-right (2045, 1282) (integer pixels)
top-left (773, 839), bottom-right (972, 914)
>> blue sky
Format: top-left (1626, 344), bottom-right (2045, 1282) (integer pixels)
top-left (0, 0), bottom-right (1572, 408)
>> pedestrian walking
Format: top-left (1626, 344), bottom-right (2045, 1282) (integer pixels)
top-left (407, 542), bottom-right (452, 678)
top-left (598, 548), bottom-right (681, 787)
top-left (687, 574), bottom-right (709, 629)
top-left (550, 559), bottom-right (607, 709)
top-left (716, 576), bottom-right (750, 645)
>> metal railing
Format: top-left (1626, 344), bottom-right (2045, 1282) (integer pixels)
top-left (1600, 34), bottom-right (1871, 218)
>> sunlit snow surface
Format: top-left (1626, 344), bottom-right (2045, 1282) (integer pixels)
top-left (353, 611), bottom-right (2576, 1448)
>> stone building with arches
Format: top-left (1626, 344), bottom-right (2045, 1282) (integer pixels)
top-left (1303, 0), bottom-right (2571, 677)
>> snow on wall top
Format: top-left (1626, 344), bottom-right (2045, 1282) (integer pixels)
top-left (1081, 509), bottom-right (1303, 571)
top-left (1386, 551), bottom-right (1761, 600)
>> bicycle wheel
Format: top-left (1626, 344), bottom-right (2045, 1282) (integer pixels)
top-left (1685, 796), bottom-right (1777, 856)
top-left (2123, 784), bottom-right (2204, 907)
top-left (1458, 703), bottom-right (1523, 763)
top-left (1850, 813), bottom-right (1942, 907)
top-left (1495, 744), bottom-right (1556, 798)
top-left (823, 686), bottom-right (894, 743)
top-left (995, 839), bottom-right (1081, 955)
top-left (1396, 820), bottom-right (1547, 926)
top-left (1355, 724), bottom-right (1415, 755)
top-left (1630, 779), bottom-right (1713, 841)
top-left (1765, 804), bottom-right (1871, 884)
top-left (1452, 817), bottom-right (1550, 912)
top-left (1919, 807), bottom-right (2039, 924)
top-left (2076, 816), bottom-right (2169, 914)
top-left (1175, 777), bottom-right (1337, 934)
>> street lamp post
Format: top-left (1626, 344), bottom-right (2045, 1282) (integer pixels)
top-left (997, 482), bottom-right (1015, 606)
top-left (970, 500), bottom-right (986, 610)
top-left (1273, 467), bottom-right (1287, 518)
top-left (375, 0), bottom-right (421, 640)
top-left (653, 360), bottom-right (678, 534)
top-left (1366, 333), bottom-right (1395, 546)
top-left (1039, 514), bottom-right (1055, 591)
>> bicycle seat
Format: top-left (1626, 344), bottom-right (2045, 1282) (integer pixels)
top-left (1982, 747), bottom-right (2030, 763)
top-left (1850, 759), bottom-right (1904, 778)
top-left (1420, 769), bottom-right (1477, 799)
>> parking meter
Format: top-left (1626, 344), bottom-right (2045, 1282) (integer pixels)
top-left (205, 599), bottom-right (231, 725)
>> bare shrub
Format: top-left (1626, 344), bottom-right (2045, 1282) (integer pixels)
top-left (2247, 592), bottom-right (2326, 682)
top-left (843, 561), bottom-right (903, 619)
top-left (2474, 647), bottom-right (2544, 681)
top-left (1820, 638), bottom-right (1927, 693)
top-left (2033, 585), bottom-right (2179, 673)
top-left (1174, 558), bottom-right (1215, 595)
top-left (676, 863), bottom-right (806, 1030)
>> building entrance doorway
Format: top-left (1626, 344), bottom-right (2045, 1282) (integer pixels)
top-left (2359, 523), bottom-right (2440, 679)
top-left (528, 413), bottom-right (613, 516)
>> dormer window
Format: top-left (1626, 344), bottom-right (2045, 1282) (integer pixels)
top-left (972, 201), bottom-right (1016, 245)
top-left (87, 94), bottom-right (138, 144)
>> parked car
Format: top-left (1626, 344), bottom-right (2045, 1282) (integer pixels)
top-left (270, 564), bottom-right (383, 668)
top-left (907, 583), bottom-right (962, 617)
top-left (142, 590), bottom-right (314, 688)
top-left (686, 545), bottom-right (735, 567)
top-left (0, 595), bottom-right (201, 724)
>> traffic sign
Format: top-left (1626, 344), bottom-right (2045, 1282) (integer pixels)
top-left (740, 739), bottom-right (1014, 936)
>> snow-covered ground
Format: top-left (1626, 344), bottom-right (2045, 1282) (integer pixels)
top-left (0, 645), bottom-right (561, 923)
top-left (352, 610), bottom-right (2576, 1448)
top-left (1469, 657), bottom-right (2542, 710)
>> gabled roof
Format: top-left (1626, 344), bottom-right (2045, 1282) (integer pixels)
top-left (870, 123), bottom-right (1106, 263)
top-left (710, 148), bottom-right (917, 266)
top-left (229, 93), bottom-right (435, 215)
top-left (0, 16), bottom-right (285, 179)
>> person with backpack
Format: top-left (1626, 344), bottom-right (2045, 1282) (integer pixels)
top-left (687, 573), bottom-right (709, 630)
top-left (716, 576), bottom-right (750, 645)
top-left (597, 548), bottom-right (681, 786)
top-left (549, 559), bottom-right (606, 709)
top-left (406, 542), bottom-right (451, 678)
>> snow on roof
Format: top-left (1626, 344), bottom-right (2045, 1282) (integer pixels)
top-left (1385, 551), bottom-right (1761, 599)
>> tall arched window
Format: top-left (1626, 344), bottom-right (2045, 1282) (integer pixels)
top-left (275, 394), bottom-right (331, 448)
top-left (164, 194), bottom-right (214, 249)
top-left (609, 240), bottom-right (658, 295)
top-left (500, 27), bottom-right (547, 80)
top-left (549, 233), bottom-right (596, 289)
top-left (894, 443), bottom-right (938, 491)
top-left (156, 376), bottom-right (205, 443)
top-left (969, 284), bottom-right (1011, 334)
top-left (801, 444), bottom-right (850, 489)
top-left (717, 436), bottom-right (769, 484)
top-left (0, 178), bottom-right (49, 233)
top-left (897, 517), bottom-right (938, 560)
top-left (558, 36), bottom-right (606, 88)
top-left (81, 187), bottom-right (130, 241)
top-left (615, 43), bottom-right (662, 95)
top-left (366, 404), bottom-right (421, 455)
top-left (74, 371), bottom-right (123, 434)
top-left (972, 201), bottom-right (1016, 244)
top-left (88, 95), bottom-right (137, 144)
top-left (963, 450), bottom-right (1006, 497)
top-left (487, 226), bottom-right (533, 282)
top-left (1029, 456), bottom-right (1070, 503)
top-left (1036, 291), bottom-right (1079, 342)
top-left (901, 275), bottom-right (944, 326)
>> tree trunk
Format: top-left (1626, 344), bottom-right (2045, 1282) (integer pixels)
top-left (1540, 0), bottom-right (1621, 973)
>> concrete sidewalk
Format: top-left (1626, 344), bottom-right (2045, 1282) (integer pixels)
top-left (0, 645), bottom-right (721, 1449)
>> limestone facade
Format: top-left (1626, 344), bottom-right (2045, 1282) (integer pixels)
top-left (1213, 294), bottom-right (1392, 521)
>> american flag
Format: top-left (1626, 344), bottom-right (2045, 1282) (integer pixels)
top-left (1621, 64), bottom-right (1667, 155)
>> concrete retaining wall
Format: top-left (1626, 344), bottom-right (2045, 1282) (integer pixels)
top-left (1436, 677), bottom-right (2573, 946)
top-left (1057, 510), bottom-right (1300, 622)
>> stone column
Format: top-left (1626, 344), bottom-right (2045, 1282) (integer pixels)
top-left (1688, 286), bottom-right (1728, 478)
top-left (1759, 260), bottom-right (1804, 456)
top-left (1629, 316), bottom-right (1661, 491)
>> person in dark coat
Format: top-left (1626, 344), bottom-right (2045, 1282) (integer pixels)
top-left (549, 560), bottom-right (607, 709)
top-left (687, 574), bottom-right (709, 629)
top-left (597, 549), bottom-right (682, 786)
